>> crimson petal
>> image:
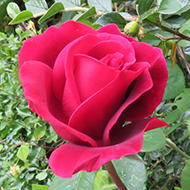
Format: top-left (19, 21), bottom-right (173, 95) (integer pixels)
top-left (97, 24), bottom-right (136, 42)
top-left (69, 65), bottom-right (150, 140)
top-left (103, 68), bottom-right (153, 145)
top-left (49, 118), bottom-right (167, 178)
top-left (87, 35), bottom-right (135, 67)
top-left (19, 61), bottom-right (97, 147)
top-left (18, 20), bottom-right (97, 69)
top-left (53, 34), bottom-right (102, 111)
top-left (125, 42), bottom-right (168, 120)
top-left (74, 54), bottom-right (119, 102)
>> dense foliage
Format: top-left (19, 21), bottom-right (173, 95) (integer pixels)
top-left (0, 0), bottom-right (190, 189)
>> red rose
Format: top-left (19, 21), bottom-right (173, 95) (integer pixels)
top-left (19, 21), bottom-right (168, 178)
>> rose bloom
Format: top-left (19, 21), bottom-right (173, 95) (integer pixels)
top-left (19, 21), bottom-right (168, 178)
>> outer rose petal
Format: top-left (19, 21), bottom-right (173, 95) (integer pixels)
top-left (19, 61), bottom-right (97, 147)
top-left (49, 118), bottom-right (167, 178)
top-left (18, 20), bottom-right (97, 69)
top-left (125, 42), bottom-right (168, 120)
top-left (103, 69), bottom-right (153, 145)
top-left (97, 24), bottom-right (136, 42)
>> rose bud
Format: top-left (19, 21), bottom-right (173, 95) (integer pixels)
top-left (166, 39), bottom-right (173, 49)
top-left (124, 21), bottom-right (139, 37)
top-left (138, 26), bottom-right (146, 39)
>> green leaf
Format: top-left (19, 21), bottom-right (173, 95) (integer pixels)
top-left (25, 0), bottom-right (48, 15)
top-left (32, 184), bottom-right (49, 190)
top-left (0, 144), bottom-right (3, 151)
top-left (45, 126), bottom-right (58, 143)
top-left (178, 19), bottom-right (190, 47)
top-left (9, 10), bottom-right (33, 25)
top-left (36, 171), bottom-right (47, 181)
top-left (0, 0), bottom-right (12, 24)
top-left (178, 30), bottom-right (190, 47)
top-left (179, 19), bottom-right (190, 35)
top-left (94, 12), bottom-right (126, 29)
top-left (34, 126), bottom-right (46, 141)
top-left (16, 143), bottom-right (29, 162)
top-left (137, 0), bottom-right (156, 15)
top-left (164, 108), bottom-right (181, 124)
top-left (163, 59), bottom-right (185, 101)
top-left (59, 11), bottom-right (76, 23)
top-left (77, 19), bottom-right (100, 29)
top-left (88, 0), bottom-right (112, 12)
top-left (181, 159), bottom-right (190, 190)
top-left (76, 6), bottom-right (96, 21)
top-left (127, 154), bottom-right (147, 164)
top-left (165, 123), bottom-right (182, 136)
top-left (16, 107), bottom-right (31, 118)
top-left (186, 120), bottom-right (190, 138)
top-left (176, 1), bottom-right (190, 14)
top-left (138, 9), bottom-right (154, 21)
top-left (7, 2), bottom-right (21, 19)
top-left (30, 147), bottom-right (46, 160)
top-left (94, 170), bottom-right (117, 190)
top-left (113, 156), bottom-right (147, 190)
top-left (38, 2), bottom-right (64, 24)
top-left (174, 187), bottom-right (182, 190)
top-left (181, 110), bottom-right (190, 121)
top-left (49, 171), bottom-right (96, 190)
top-left (3, 160), bottom-right (11, 170)
top-left (158, 0), bottom-right (183, 14)
top-left (141, 128), bottom-right (166, 152)
top-left (112, 0), bottom-right (126, 2)
top-left (174, 88), bottom-right (190, 113)
top-left (162, 16), bottom-right (186, 29)
top-left (141, 33), bottom-right (160, 46)
top-left (119, 12), bottom-right (133, 19)
top-left (179, 0), bottom-right (189, 6)
top-left (55, 0), bottom-right (81, 8)
top-left (0, 120), bottom-right (7, 131)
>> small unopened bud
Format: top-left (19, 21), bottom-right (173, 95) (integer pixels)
top-left (124, 21), bottom-right (139, 37)
top-left (138, 26), bottom-right (146, 39)
top-left (166, 39), bottom-right (173, 49)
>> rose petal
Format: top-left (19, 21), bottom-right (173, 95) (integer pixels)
top-left (132, 42), bottom-right (162, 65)
top-left (100, 52), bottom-right (124, 69)
top-left (49, 118), bottom-right (167, 178)
top-left (74, 54), bottom-right (119, 102)
top-left (52, 34), bottom-right (102, 110)
top-left (103, 68), bottom-right (153, 145)
top-left (125, 43), bottom-right (168, 120)
top-left (18, 20), bottom-right (97, 69)
top-left (97, 24), bottom-right (136, 42)
top-left (87, 34), bottom-right (136, 67)
top-left (69, 64), bottom-right (150, 140)
top-left (19, 61), bottom-right (97, 147)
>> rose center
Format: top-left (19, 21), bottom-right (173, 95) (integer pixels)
top-left (100, 52), bottom-right (123, 70)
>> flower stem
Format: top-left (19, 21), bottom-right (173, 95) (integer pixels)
top-left (104, 161), bottom-right (128, 190)
top-left (166, 138), bottom-right (190, 160)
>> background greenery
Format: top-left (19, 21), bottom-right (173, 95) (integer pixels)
top-left (0, 0), bottom-right (190, 189)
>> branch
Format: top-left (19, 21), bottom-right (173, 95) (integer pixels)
top-left (166, 138), bottom-right (190, 160)
top-left (144, 19), bottom-right (190, 41)
top-left (177, 46), bottom-right (190, 71)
